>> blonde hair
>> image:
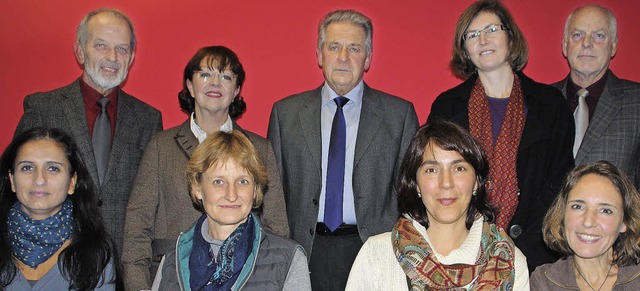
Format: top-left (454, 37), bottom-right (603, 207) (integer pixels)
top-left (186, 130), bottom-right (267, 211)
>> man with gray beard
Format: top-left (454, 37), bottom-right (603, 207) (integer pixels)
top-left (14, 8), bottom-right (162, 252)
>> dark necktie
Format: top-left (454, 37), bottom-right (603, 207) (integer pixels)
top-left (324, 96), bottom-right (349, 232)
top-left (93, 97), bottom-right (111, 184)
top-left (573, 88), bottom-right (589, 157)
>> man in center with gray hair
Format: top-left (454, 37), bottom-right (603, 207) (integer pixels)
top-left (268, 9), bottom-right (419, 290)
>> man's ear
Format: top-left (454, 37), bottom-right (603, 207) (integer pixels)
top-left (74, 42), bottom-right (85, 65)
top-left (128, 50), bottom-right (136, 67)
top-left (316, 47), bottom-right (323, 67)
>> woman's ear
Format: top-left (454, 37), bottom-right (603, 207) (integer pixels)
top-left (8, 172), bottom-right (16, 193)
top-left (67, 172), bottom-right (78, 195)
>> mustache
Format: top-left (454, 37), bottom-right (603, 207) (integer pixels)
top-left (100, 60), bottom-right (122, 70)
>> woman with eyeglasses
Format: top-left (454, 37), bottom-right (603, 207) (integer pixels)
top-left (121, 46), bottom-right (289, 290)
top-left (428, 0), bottom-right (574, 271)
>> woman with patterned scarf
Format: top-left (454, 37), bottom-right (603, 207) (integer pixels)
top-left (0, 128), bottom-right (119, 290)
top-left (346, 120), bottom-right (529, 290)
top-left (427, 0), bottom-right (574, 271)
top-left (152, 130), bottom-right (310, 291)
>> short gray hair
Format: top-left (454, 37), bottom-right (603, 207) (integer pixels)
top-left (564, 5), bottom-right (617, 43)
top-left (317, 9), bottom-right (373, 56)
top-left (76, 8), bottom-right (136, 50)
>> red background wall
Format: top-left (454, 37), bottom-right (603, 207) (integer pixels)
top-left (1, 0), bottom-right (638, 150)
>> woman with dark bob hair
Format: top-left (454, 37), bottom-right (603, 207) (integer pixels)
top-left (428, 0), bottom-right (574, 270)
top-left (346, 120), bottom-right (528, 290)
top-left (531, 161), bottom-right (640, 290)
top-left (121, 46), bottom-right (289, 290)
top-left (153, 131), bottom-right (310, 290)
top-left (0, 128), bottom-right (119, 290)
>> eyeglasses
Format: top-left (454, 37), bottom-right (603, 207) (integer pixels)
top-left (463, 24), bottom-right (510, 42)
top-left (194, 69), bottom-right (236, 83)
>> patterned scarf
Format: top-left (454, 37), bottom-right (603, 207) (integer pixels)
top-left (189, 213), bottom-right (255, 291)
top-left (392, 217), bottom-right (515, 290)
top-left (8, 199), bottom-right (74, 268)
top-left (468, 76), bottom-right (525, 229)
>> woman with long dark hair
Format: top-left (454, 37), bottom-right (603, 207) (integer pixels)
top-left (0, 128), bottom-right (119, 290)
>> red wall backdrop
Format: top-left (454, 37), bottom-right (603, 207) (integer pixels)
top-left (1, 0), bottom-right (639, 150)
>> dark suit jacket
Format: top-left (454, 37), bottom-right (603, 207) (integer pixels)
top-left (428, 72), bottom-right (575, 271)
top-left (122, 119), bottom-right (289, 290)
top-left (267, 83), bottom-right (419, 255)
top-left (553, 71), bottom-right (640, 188)
top-left (15, 79), bottom-right (162, 251)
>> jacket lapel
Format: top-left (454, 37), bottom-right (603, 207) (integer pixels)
top-left (103, 92), bottom-right (138, 185)
top-left (60, 82), bottom-right (99, 186)
top-left (298, 90), bottom-right (323, 175)
top-left (575, 73), bottom-right (623, 164)
top-left (515, 73), bottom-right (549, 154)
top-left (354, 84), bottom-right (382, 167)
top-left (174, 120), bottom-right (198, 159)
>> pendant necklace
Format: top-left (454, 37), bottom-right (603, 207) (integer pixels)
top-left (574, 260), bottom-right (614, 291)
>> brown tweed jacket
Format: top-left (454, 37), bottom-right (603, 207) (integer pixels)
top-left (121, 119), bottom-right (289, 291)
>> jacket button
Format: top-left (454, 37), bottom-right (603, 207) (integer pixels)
top-left (509, 225), bottom-right (522, 238)
top-left (309, 228), bottom-right (314, 235)
top-left (312, 199), bottom-right (318, 205)
top-left (97, 199), bottom-right (103, 207)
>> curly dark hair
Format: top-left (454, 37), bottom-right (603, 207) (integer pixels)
top-left (397, 120), bottom-right (495, 229)
top-left (178, 46), bottom-right (247, 119)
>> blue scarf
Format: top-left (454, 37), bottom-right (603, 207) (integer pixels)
top-left (189, 213), bottom-right (255, 291)
top-left (8, 199), bottom-right (74, 268)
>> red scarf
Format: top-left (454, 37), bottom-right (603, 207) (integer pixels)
top-left (468, 76), bottom-right (525, 229)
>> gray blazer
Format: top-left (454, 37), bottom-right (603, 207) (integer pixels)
top-left (267, 83), bottom-right (419, 255)
top-left (14, 79), bottom-right (163, 251)
top-left (122, 120), bottom-right (289, 291)
top-left (553, 71), bottom-right (640, 188)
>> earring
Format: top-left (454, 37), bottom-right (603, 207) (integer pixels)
top-left (472, 190), bottom-right (477, 196)
top-left (417, 191), bottom-right (422, 198)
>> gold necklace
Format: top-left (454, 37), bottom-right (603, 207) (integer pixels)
top-left (574, 260), bottom-right (614, 291)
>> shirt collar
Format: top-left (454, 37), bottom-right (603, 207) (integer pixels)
top-left (79, 78), bottom-right (118, 109)
top-left (567, 70), bottom-right (609, 100)
top-left (321, 81), bottom-right (364, 107)
top-left (190, 113), bottom-right (234, 143)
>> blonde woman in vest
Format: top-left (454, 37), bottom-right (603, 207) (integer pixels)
top-left (153, 131), bottom-right (310, 290)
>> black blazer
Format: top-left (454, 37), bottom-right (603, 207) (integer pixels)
top-left (427, 72), bottom-right (575, 271)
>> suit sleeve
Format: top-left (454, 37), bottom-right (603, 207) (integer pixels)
top-left (122, 134), bottom-right (161, 291)
top-left (267, 103), bottom-right (286, 199)
top-left (260, 140), bottom-right (291, 238)
top-left (426, 93), bottom-right (452, 123)
top-left (15, 94), bottom-right (44, 137)
top-left (395, 103), bottom-right (419, 182)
